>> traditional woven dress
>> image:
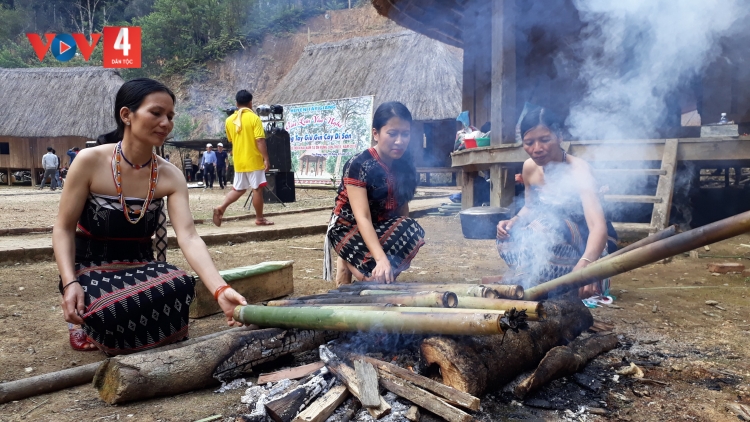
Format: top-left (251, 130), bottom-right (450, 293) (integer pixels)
top-left (497, 157), bottom-right (618, 293)
top-left (325, 148), bottom-right (425, 279)
top-left (59, 192), bottom-right (195, 355)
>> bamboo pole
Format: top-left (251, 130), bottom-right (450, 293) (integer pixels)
top-left (358, 287), bottom-right (492, 298)
top-left (233, 305), bottom-right (505, 335)
top-left (455, 297), bottom-right (545, 318)
top-left (287, 305), bottom-right (541, 321)
top-left (335, 283), bottom-right (517, 299)
top-left (524, 211), bottom-right (750, 300)
top-left (600, 225), bottom-right (676, 262)
top-left (267, 291), bottom-right (458, 308)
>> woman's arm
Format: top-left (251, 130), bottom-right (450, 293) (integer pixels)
top-left (574, 164), bottom-right (608, 269)
top-left (163, 167), bottom-right (247, 325)
top-left (346, 185), bottom-right (393, 282)
top-left (52, 150), bottom-right (95, 324)
top-left (497, 162), bottom-right (533, 238)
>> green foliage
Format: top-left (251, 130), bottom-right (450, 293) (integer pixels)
top-left (172, 112), bottom-right (201, 141)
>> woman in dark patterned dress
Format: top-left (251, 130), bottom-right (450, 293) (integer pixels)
top-left (324, 102), bottom-right (425, 286)
top-left (53, 79), bottom-right (247, 355)
top-left (496, 106), bottom-right (617, 298)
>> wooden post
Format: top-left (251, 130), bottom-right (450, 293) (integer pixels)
top-left (490, 164), bottom-right (515, 208)
top-left (30, 168), bottom-right (36, 187)
top-left (649, 139), bottom-right (678, 231)
top-left (490, 0), bottom-right (516, 145)
top-left (5, 168), bottom-right (10, 185)
top-left (461, 171), bottom-right (476, 209)
top-left (735, 167), bottom-right (742, 186)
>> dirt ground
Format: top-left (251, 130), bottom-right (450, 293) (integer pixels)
top-left (0, 205), bottom-right (749, 420)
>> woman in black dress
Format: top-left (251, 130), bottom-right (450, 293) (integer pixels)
top-left (53, 79), bottom-right (247, 354)
top-left (325, 101), bottom-right (425, 285)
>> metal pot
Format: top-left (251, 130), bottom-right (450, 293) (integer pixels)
top-left (459, 206), bottom-right (512, 239)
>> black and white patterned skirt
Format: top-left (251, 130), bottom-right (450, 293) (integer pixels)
top-left (327, 216), bottom-right (425, 277)
top-left (61, 260), bottom-right (195, 355)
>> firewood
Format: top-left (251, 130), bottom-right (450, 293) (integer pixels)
top-left (378, 372), bottom-right (473, 422)
top-left (514, 333), bottom-right (619, 399)
top-left (353, 359), bottom-right (380, 408)
top-left (320, 347), bottom-right (390, 419)
top-left (94, 328), bottom-right (338, 404)
top-left (355, 355), bottom-right (479, 411)
top-left (339, 398), bottom-right (362, 422)
top-left (293, 384), bottom-right (349, 422)
top-left (405, 405), bottom-right (420, 422)
top-left (421, 299), bottom-right (593, 396)
top-left (265, 368), bottom-right (330, 422)
top-left (258, 362), bottom-right (325, 384)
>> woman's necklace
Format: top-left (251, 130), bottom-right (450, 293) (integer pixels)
top-left (120, 145), bottom-right (152, 169)
top-left (112, 141), bottom-right (158, 225)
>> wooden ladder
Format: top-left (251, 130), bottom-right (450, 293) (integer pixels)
top-left (595, 139), bottom-right (679, 236)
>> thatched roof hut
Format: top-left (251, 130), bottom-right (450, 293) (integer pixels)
top-left (0, 67), bottom-right (123, 183)
top-left (0, 67), bottom-right (123, 138)
top-left (270, 31), bottom-right (462, 122)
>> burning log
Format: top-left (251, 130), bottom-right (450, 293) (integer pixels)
top-left (524, 210), bottom-right (750, 300)
top-left (420, 299), bottom-right (592, 396)
top-left (354, 355), bottom-right (480, 411)
top-left (264, 368), bottom-right (331, 422)
top-left (233, 305), bottom-right (507, 335)
top-left (599, 224), bottom-right (676, 261)
top-left (514, 333), bottom-right (619, 399)
top-left (320, 347), bottom-right (391, 419)
top-left (292, 384), bottom-right (350, 422)
top-left (335, 283), bottom-right (516, 299)
top-left (94, 328), bottom-right (337, 404)
top-left (267, 291), bottom-right (458, 308)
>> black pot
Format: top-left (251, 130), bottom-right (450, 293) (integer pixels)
top-left (459, 206), bottom-right (512, 239)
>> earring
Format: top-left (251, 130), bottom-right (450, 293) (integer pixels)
top-left (126, 122), bottom-right (130, 126)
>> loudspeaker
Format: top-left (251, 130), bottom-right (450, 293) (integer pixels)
top-left (266, 128), bottom-right (292, 172)
top-left (263, 171), bottom-right (296, 203)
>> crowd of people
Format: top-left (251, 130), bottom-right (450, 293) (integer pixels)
top-left (51, 78), bottom-right (614, 355)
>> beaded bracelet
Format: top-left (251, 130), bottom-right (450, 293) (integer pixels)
top-left (62, 280), bottom-right (80, 292)
top-left (214, 285), bottom-right (232, 301)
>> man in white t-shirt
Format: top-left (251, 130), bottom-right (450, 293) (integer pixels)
top-left (39, 147), bottom-right (59, 190)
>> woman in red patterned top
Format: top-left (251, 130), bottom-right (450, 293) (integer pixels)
top-left (324, 102), bottom-right (425, 286)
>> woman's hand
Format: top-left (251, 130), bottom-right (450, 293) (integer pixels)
top-left (217, 288), bottom-right (248, 326)
top-left (572, 257), bottom-right (592, 273)
top-left (573, 258), bottom-right (601, 298)
top-left (496, 218), bottom-right (516, 239)
top-left (61, 282), bottom-right (85, 325)
top-left (371, 258), bottom-right (394, 284)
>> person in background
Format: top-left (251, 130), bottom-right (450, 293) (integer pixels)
top-left (200, 143), bottom-right (217, 189)
top-left (39, 147), bottom-right (59, 190)
top-left (213, 90), bottom-right (272, 226)
top-left (215, 142), bottom-right (229, 189)
top-left (53, 149), bottom-right (63, 189)
top-left (495, 105), bottom-right (617, 299)
top-left (53, 78), bottom-right (247, 354)
top-left (183, 155), bottom-right (193, 181)
top-left (67, 147), bottom-right (80, 167)
top-left (191, 157), bottom-right (199, 182)
top-left (324, 101), bottom-right (425, 286)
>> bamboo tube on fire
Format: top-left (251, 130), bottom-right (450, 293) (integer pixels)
top-left (233, 305), bottom-right (506, 335)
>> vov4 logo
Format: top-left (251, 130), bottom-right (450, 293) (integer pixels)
top-left (26, 27), bottom-right (141, 68)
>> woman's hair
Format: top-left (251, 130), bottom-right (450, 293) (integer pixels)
top-left (519, 105), bottom-right (565, 140)
top-left (99, 78), bottom-right (176, 144)
top-left (372, 101), bottom-right (418, 204)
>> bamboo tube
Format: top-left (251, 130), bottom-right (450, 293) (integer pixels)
top-left (455, 297), bottom-right (545, 318)
top-left (336, 283), bottom-right (502, 299)
top-left (233, 305), bottom-right (505, 335)
top-left (524, 211), bottom-right (750, 300)
top-left (266, 291), bottom-right (458, 308)
top-left (358, 287), bottom-right (493, 298)
top-left (292, 305), bottom-right (541, 321)
top-left (489, 284), bottom-right (524, 299)
top-left (600, 225), bottom-right (676, 262)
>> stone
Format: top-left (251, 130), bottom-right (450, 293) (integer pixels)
top-left (707, 262), bottom-right (745, 274)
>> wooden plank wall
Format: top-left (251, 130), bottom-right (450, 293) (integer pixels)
top-left (0, 136), bottom-right (90, 170)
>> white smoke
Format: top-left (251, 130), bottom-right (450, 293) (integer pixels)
top-left (562, 0), bottom-right (748, 141)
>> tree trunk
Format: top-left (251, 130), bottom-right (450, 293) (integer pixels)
top-left (420, 298), bottom-right (592, 396)
top-left (94, 328), bottom-right (338, 404)
top-left (514, 333), bottom-right (619, 399)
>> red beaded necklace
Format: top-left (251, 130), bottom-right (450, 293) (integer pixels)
top-left (111, 141), bottom-right (158, 225)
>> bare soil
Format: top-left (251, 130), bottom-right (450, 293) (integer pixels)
top-left (0, 213), bottom-right (749, 421)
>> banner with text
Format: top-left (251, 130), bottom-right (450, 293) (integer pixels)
top-left (284, 96), bottom-right (374, 183)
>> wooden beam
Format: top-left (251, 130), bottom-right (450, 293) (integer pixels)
top-left (490, 0), bottom-right (516, 145)
top-left (489, 164), bottom-right (515, 208)
top-left (460, 171), bottom-right (476, 209)
top-left (650, 139), bottom-right (678, 231)
top-left (292, 385), bottom-right (349, 422)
